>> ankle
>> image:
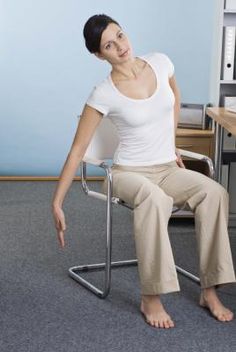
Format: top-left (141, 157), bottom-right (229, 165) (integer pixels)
top-left (202, 286), bottom-right (216, 293)
top-left (201, 286), bottom-right (217, 298)
top-left (142, 294), bottom-right (160, 301)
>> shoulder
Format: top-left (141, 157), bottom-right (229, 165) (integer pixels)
top-left (92, 77), bottom-right (110, 93)
top-left (88, 77), bottom-right (111, 100)
top-left (142, 52), bottom-right (174, 77)
top-left (141, 52), bottom-right (173, 64)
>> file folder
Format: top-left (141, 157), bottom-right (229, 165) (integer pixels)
top-left (225, 0), bottom-right (236, 10)
top-left (222, 26), bottom-right (236, 80)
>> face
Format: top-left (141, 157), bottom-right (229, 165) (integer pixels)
top-left (95, 22), bottom-right (133, 64)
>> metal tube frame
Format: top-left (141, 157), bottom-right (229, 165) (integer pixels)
top-left (214, 121), bottom-right (223, 183)
top-left (68, 156), bottom-right (216, 298)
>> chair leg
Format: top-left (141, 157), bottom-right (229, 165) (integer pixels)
top-left (69, 259), bottom-right (138, 299)
top-left (68, 261), bottom-right (200, 298)
top-left (68, 172), bottom-right (139, 299)
top-left (175, 265), bottom-right (200, 284)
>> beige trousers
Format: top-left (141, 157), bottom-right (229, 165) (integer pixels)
top-left (101, 160), bottom-right (236, 295)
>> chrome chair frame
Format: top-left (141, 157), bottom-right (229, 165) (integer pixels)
top-left (68, 148), bottom-right (215, 299)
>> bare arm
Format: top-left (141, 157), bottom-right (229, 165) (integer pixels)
top-left (169, 74), bottom-right (181, 143)
top-left (52, 104), bottom-right (103, 208)
top-left (169, 75), bottom-right (185, 168)
top-left (51, 104), bottom-right (103, 247)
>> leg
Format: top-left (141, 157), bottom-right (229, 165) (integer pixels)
top-left (159, 165), bottom-right (236, 321)
top-left (102, 166), bottom-right (179, 328)
top-left (107, 168), bottom-right (180, 295)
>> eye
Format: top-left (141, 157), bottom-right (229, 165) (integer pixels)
top-left (105, 43), bottom-right (111, 50)
top-left (118, 32), bottom-right (124, 38)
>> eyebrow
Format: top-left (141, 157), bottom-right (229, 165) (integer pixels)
top-left (102, 30), bottom-right (122, 48)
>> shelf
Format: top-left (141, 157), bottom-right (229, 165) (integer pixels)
top-left (177, 128), bottom-right (214, 137)
top-left (229, 213), bottom-right (236, 227)
top-left (220, 80), bottom-right (236, 84)
top-left (224, 9), bottom-right (236, 13)
top-left (223, 149), bottom-right (236, 153)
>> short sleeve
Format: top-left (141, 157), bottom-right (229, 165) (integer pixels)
top-left (161, 53), bottom-right (175, 78)
top-left (86, 85), bottom-right (109, 117)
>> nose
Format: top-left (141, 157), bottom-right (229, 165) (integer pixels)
top-left (114, 42), bottom-right (122, 52)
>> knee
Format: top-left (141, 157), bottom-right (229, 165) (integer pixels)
top-left (135, 182), bottom-right (173, 210)
top-left (201, 180), bottom-right (229, 204)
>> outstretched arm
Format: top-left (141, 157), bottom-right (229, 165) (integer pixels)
top-left (52, 104), bottom-right (103, 247)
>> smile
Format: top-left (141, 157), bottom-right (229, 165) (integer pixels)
top-left (119, 49), bottom-right (129, 57)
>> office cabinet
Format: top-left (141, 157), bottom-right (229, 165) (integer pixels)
top-left (209, 0), bottom-right (236, 222)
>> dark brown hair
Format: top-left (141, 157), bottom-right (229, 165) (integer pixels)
top-left (83, 14), bottom-right (120, 53)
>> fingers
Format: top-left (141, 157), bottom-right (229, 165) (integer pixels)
top-left (52, 206), bottom-right (67, 248)
top-left (179, 159), bottom-right (186, 168)
top-left (55, 219), bottom-right (66, 248)
top-left (58, 230), bottom-right (65, 248)
top-left (176, 157), bottom-right (185, 168)
top-left (175, 148), bottom-right (185, 168)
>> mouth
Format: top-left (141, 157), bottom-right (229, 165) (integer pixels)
top-left (119, 49), bottom-right (129, 57)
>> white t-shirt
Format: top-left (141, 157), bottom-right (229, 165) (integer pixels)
top-left (86, 52), bottom-right (176, 166)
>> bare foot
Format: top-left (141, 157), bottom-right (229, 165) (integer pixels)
top-left (140, 295), bottom-right (175, 328)
top-left (200, 287), bottom-right (234, 322)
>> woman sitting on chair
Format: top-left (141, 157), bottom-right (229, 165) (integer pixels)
top-left (52, 14), bottom-right (236, 329)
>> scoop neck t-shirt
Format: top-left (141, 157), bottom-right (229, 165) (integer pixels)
top-left (86, 52), bottom-right (176, 166)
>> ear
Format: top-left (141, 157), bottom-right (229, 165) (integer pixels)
top-left (94, 52), bottom-right (106, 61)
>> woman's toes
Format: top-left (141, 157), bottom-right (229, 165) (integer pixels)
top-left (149, 319), bottom-right (155, 327)
top-left (218, 314), bottom-right (226, 322)
top-left (224, 312), bottom-right (233, 321)
top-left (214, 309), bottom-right (233, 322)
top-left (164, 320), bottom-right (170, 328)
top-left (227, 311), bottom-right (234, 321)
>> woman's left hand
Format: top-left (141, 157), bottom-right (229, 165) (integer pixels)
top-left (175, 148), bottom-right (186, 168)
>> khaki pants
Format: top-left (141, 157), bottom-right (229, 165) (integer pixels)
top-left (101, 160), bottom-right (236, 295)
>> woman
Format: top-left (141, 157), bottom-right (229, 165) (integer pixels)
top-left (52, 14), bottom-right (236, 329)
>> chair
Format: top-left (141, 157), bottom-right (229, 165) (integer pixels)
top-left (69, 116), bottom-right (215, 298)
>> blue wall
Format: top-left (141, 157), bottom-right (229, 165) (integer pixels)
top-left (0, 0), bottom-right (215, 176)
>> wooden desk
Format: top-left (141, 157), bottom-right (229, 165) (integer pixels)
top-left (176, 128), bottom-right (214, 159)
top-left (206, 107), bottom-right (236, 226)
top-left (206, 107), bottom-right (236, 136)
top-left (206, 107), bottom-right (236, 182)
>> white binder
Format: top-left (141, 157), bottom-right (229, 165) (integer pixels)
top-left (222, 26), bottom-right (236, 80)
top-left (225, 0), bottom-right (236, 10)
top-left (224, 96), bottom-right (236, 114)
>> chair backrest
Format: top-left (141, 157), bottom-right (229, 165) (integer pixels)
top-left (83, 117), bottom-right (120, 161)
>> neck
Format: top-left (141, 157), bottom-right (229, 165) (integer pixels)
top-left (111, 57), bottom-right (141, 80)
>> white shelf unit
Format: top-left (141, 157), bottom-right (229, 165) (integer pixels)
top-left (210, 1), bottom-right (236, 106)
top-left (209, 0), bottom-right (236, 224)
top-left (220, 80), bottom-right (236, 83)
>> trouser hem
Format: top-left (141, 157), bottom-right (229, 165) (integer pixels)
top-left (140, 278), bottom-right (181, 295)
top-left (200, 270), bottom-right (236, 289)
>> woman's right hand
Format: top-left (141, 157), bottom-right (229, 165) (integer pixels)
top-left (52, 205), bottom-right (67, 248)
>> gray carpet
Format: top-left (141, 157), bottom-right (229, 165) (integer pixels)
top-left (0, 180), bottom-right (236, 352)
